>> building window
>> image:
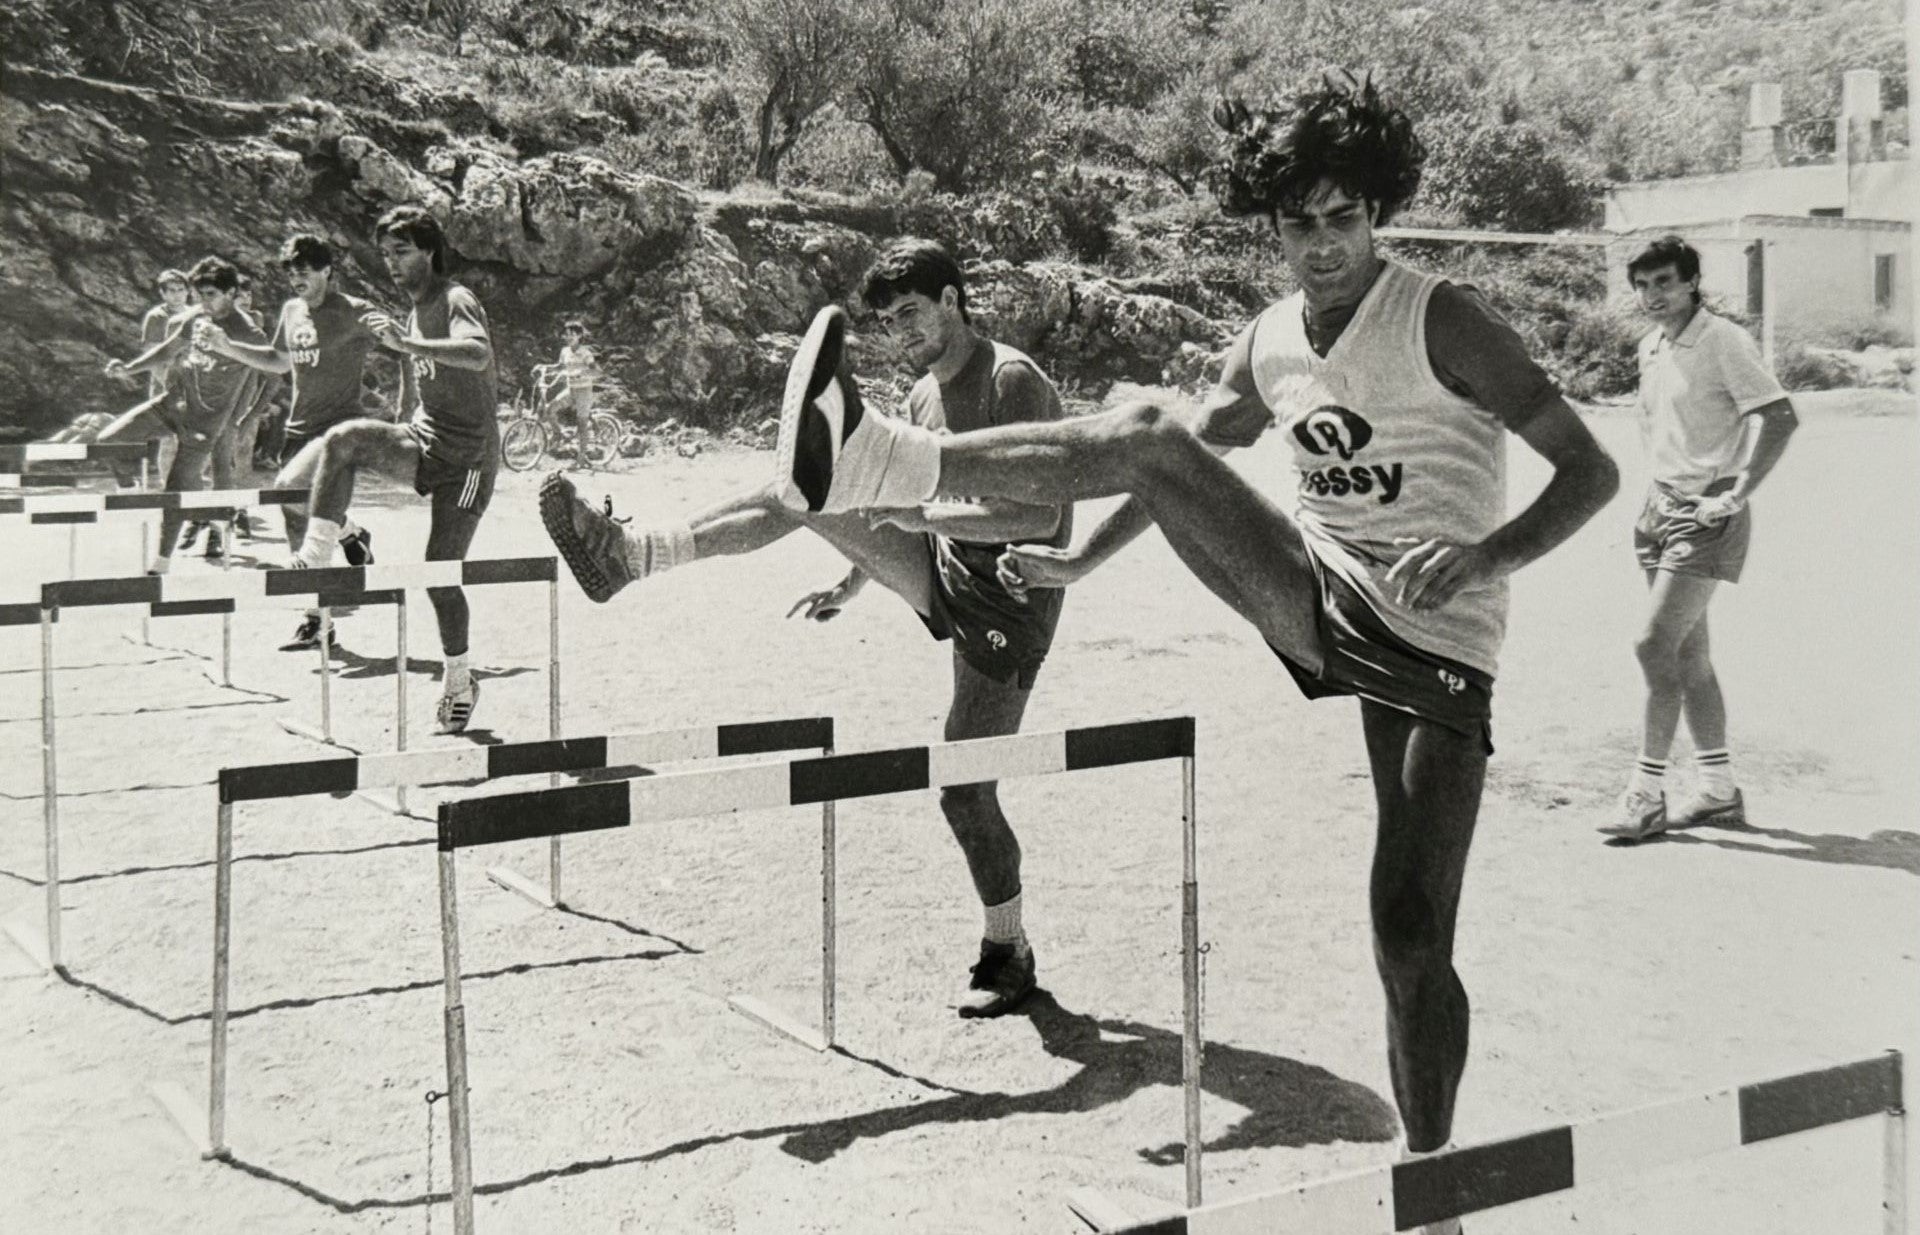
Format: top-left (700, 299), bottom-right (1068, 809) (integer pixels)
top-left (1876, 254), bottom-right (1896, 310)
top-left (1746, 242), bottom-right (1765, 317)
top-left (1810, 207), bottom-right (1844, 218)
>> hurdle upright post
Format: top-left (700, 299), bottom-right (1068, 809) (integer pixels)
top-left (820, 745), bottom-right (837, 1048)
top-left (137, 524), bottom-right (150, 644)
top-left (318, 608), bottom-right (333, 742)
top-left (1180, 752), bottom-right (1201, 1206)
top-left (437, 843), bottom-right (478, 1235)
top-left (208, 800), bottom-right (234, 1158)
top-left (395, 595), bottom-right (409, 818)
top-left (546, 575), bottom-right (563, 905)
top-left (1887, 1047), bottom-right (1910, 1235)
top-left (40, 607), bottom-right (62, 971)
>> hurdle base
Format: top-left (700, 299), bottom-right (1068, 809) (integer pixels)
top-left (484, 865), bottom-right (564, 910)
top-left (2, 920), bottom-right (52, 974)
top-left (277, 719), bottom-right (352, 750)
top-left (148, 1081), bottom-right (214, 1159)
top-left (727, 993), bottom-right (830, 1053)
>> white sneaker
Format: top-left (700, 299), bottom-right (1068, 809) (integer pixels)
top-left (1598, 788), bottom-right (1667, 842)
top-left (435, 677), bottom-right (480, 735)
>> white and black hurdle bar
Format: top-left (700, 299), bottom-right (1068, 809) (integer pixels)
top-left (428, 716), bottom-right (1200, 1235)
top-left (0, 440), bottom-right (165, 577)
top-left (1080, 1051), bottom-right (1906, 1235)
top-left (9, 556), bottom-right (558, 974)
top-left (157, 716), bottom-right (836, 1161)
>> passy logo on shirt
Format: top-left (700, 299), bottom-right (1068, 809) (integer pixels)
top-left (1293, 405), bottom-right (1404, 504)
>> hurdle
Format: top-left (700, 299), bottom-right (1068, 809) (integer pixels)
top-left (11, 556), bottom-right (559, 974)
top-left (430, 716), bottom-right (1200, 1234)
top-left (1082, 1051), bottom-right (1906, 1235)
top-left (170, 716), bottom-right (835, 1160)
top-left (0, 440), bottom-right (164, 576)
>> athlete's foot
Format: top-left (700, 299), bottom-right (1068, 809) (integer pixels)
top-left (774, 305), bottom-right (936, 514)
top-left (202, 525), bottom-right (225, 560)
top-left (957, 940), bottom-right (1036, 1018)
top-left (232, 510), bottom-right (253, 540)
top-left (539, 471), bottom-right (634, 602)
top-left (340, 527), bottom-right (374, 566)
top-left (1674, 787), bottom-right (1745, 828)
top-left (280, 612), bottom-right (324, 651)
top-left (436, 676), bottom-right (480, 735)
top-left (1598, 788), bottom-right (1668, 842)
top-left (177, 520), bottom-right (205, 552)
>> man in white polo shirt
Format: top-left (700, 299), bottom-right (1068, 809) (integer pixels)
top-left (1600, 235), bottom-right (1799, 842)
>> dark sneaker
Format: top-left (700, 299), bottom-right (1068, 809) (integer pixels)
top-left (177, 520), bottom-right (206, 552)
top-left (340, 527), bottom-right (375, 566)
top-left (280, 612), bottom-right (323, 652)
top-left (202, 525), bottom-right (225, 560)
top-left (232, 510), bottom-right (253, 540)
top-left (435, 676), bottom-right (480, 735)
top-left (958, 940), bottom-right (1036, 1019)
top-left (539, 471), bottom-right (634, 603)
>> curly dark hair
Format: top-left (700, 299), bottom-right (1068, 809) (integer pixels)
top-left (860, 238), bottom-right (970, 323)
top-left (1209, 70), bottom-right (1427, 226)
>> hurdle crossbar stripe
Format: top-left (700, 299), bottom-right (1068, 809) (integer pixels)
top-left (440, 718), bottom-right (1196, 851)
top-left (1104, 1051), bottom-right (1905, 1234)
top-left (43, 559), bottom-right (553, 611)
top-left (0, 487), bottom-right (309, 516)
top-left (0, 473), bottom-right (84, 488)
top-left (217, 719), bottom-right (838, 802)
top-left (1, 602), bottom-right (47, 627)
top-left (0, 442), bottom-right (158, 465)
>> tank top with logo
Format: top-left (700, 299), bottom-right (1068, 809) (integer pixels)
top-left (1249, 262), bottom-right (1508, 676)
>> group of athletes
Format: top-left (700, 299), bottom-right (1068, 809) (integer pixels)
top-left (90, 73), bottom-right (1796, 1229)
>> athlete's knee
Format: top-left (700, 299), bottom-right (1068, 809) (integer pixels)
top-left (1104, 400), bottom-right (1202, 472)
top-left (939, 783), bottom-right (1001, 829)
top-left (1633, 630), bottom-right (1686, 683)
top-left (1370, 876), bottom-right (1449, 982)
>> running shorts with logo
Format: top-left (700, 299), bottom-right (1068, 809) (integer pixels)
top-left (914, 537), bottom-right (1063, 690)
top-left (1633, 478), bottom-right (1750, 583)
top-left (407, 422), bottom-right (497, 525)
top-left (1272, 530), bottom-right (1495, 753)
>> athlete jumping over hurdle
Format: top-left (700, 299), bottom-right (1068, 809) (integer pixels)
top-left (760, 74), bottom-right (1620, 1226)
top-left (264, 206), bottom-right (501, 735)
top-left (541, 240), bottom-right (1073, 1019)
top-left (201, 233), bottom-right (381, 650)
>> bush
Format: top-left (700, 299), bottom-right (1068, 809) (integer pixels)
top-left (1776, 343), bottom-right (1861, 392)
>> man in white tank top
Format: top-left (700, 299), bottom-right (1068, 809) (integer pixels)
top-left (770, 73), bottom-right (1619, 1226)
top-left (1598, 237), bottom-right (1797, 842)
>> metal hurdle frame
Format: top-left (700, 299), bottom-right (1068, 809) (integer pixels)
top-left (10, 556), bottom-right (558, 974)
top-left (1085, 1051), bottom-right (1906, 1235)
top-left (0, 440), bottom-right (164, 577)
top-left (431, 716), bottom-right (1200, 1235)
top-left (161, 716), bottom-right (836, 1161)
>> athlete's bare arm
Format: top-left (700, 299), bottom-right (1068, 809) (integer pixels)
top-left (204, 326), bottom-right (293, 375)
top-left (106, 314), bottom-right (193, 376)
top-left (1392, 392), bottom-right (1619, 610)
top-left (362, 311), bottom-right (491, 371)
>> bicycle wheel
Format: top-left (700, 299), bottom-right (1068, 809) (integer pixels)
top-left (500, 418), bottom-right (547, 472)
top-left (586, 412), bottom-right (625, 468)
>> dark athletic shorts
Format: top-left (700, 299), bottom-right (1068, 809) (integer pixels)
top-left (1633, 479), bottom-right (1750, 583)
top-left (406, 425), bottom-right (496, 522)
top-left (915, 536), bottom-right (1064, 691)
top-left (1272, 540), bottom-right (1495, 754)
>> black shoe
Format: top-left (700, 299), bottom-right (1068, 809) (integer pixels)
top-left (957, 940), bottom-right (1036, 1019)
top-left (340, 527), bottom-right (374, 566)
top-left (177, 520), bottom-right (205, 552)
top-left (202, 526), bottom-right (225, 560)
top-left (280, 613), bottom-right (323, 651)
top-left (232, 510), bottom-right (253, 540)
top-left (540, 472), bottom-right (635, 603)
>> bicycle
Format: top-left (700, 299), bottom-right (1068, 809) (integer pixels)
top-left (499, 366), bottom-right (625, 472)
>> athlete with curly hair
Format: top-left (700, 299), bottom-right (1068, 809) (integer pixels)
top-left (765, 72), bottom-right (1619, 1217)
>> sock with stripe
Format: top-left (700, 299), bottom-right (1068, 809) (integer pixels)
top-left (622, 523), bottom-right (696, 580)
top-left (1628, 756), bottom-right (1666, 798)
top-left (1694, 747), bottom-right (1735, 799)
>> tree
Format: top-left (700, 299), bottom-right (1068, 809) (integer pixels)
top-left (712, 0), bottom-right (863, 184)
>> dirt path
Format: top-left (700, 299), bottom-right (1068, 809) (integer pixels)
top-left (3, 406), bottom-right (1916, 1233)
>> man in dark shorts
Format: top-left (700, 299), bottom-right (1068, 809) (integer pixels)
top-left (540, 240), bottom-right (1071, 1018)
top-left (104, 256), bottom-right (271, 570)
top-left (271, 207), bottom-right (500, 734)
top-left (1598, 236), bottom-right (1797, 842)
top-left (768, 75), bottom-right (1619, 1227)
top-left (203, 233), bottom-right (381, 647)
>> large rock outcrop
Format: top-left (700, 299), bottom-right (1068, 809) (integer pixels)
top-left (0, 66), bottom-right (1231, 443)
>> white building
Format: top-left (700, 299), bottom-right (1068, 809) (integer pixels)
top-left (1603, 70), bottom-right (1912, 341)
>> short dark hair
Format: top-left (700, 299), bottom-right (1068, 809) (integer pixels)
top-left (374, 204), bottom-right (449, 274)
top-left (1210, 70), bottom-right (1427, 226)
top-left (563, 319), bottom-right (587, 334)
top-left (859, 239), bottom-right (969, 322)
top-left (156, 268), bottom-right (189, 292)
top-left (279, 233), bottom-right (334, 270)
top-left (186, 256), bottom-right (240, 293)
top-left (1627, 235), bottom-right (1703, 303)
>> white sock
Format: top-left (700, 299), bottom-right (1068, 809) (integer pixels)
top-left (1694, 748), bottom-right (1735, 798)
top-left (1629, 756), bottom-right (1666, 798)
top-left (622, 523), bottom-right (696, 580)
top-left (983, 892), bottom-right (1028, 955)
top-left (340, 517), bottom-right (362, 540)
top-left (872, 421), bottom-right (942, 509)
top-left (297, 517), bottom-right (342, 568)
top-left (149, 553), bottom-right (171, 575)
top-left (444, 652), bottom-right (471, 691)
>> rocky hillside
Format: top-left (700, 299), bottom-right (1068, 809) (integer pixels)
top-left (0, 66), bottom-right (1227, 444)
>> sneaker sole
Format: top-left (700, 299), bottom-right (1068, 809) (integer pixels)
top-left (1597, 817), bottom-right (1669, 843)
top-left (776, 306), bottom-right (852, 513)
top-left (342, 533), bottom-right (374, 567)
top-left (1678, 799), bottom-right (1746, 828)
top-left (538, 472), bottom-right (623, 603)
top-left (958, 978), bottom-right (1037, 1019)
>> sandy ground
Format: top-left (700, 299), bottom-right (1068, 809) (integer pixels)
top-left (2, 391), bottom-right (1917, 1234)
